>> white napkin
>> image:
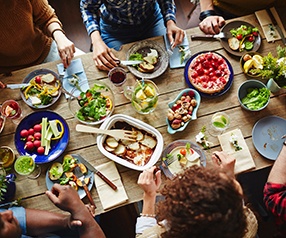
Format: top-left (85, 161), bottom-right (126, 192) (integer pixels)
top-left (94, 161), bottom-right (128, 210)
top-left (163, 31), bottom-right (191, 69)
top-left (57, 58), bottom-right (89, 98)
top-left (218, 129), bottom-right (256, 174)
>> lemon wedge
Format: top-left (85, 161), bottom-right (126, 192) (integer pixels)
top-left (243, 59), bottom-right (254, 73)
top-left (252, 55), bottom-right (263, 69)
top-left (135, 89), bottom-right (147, 100)
top-left (143, 85), bottom-right (155, 97)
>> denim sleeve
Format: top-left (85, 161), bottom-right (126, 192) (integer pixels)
top-left (9, 207), bottom-right (27, 235)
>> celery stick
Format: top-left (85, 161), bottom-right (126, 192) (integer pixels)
top-left (41, 118), bottom-right (48, 146)
top-left (49, 120), bottom-right (60, 137)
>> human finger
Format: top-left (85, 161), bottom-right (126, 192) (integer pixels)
top-left (172, 29), bottom-right (185, 48)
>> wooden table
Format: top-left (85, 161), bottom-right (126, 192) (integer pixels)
top-left (1, 13), bottom-right (285, 215)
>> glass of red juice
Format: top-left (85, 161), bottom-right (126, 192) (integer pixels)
top-left (1, 100), bottom-right (23, 124)
top-left (108, 67), bottom-right (127, 93)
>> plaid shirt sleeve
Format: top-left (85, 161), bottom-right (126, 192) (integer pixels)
top-left (80, 0), bottom-right (102, 35)
top-left (157, 0), bottom-right (176, 23)
top-left (264, 182), bottom-right (286, 222)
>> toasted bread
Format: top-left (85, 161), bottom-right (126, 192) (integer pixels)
top-left (138, 62), bottom-right (155, 73)
top-left (49, 162), bottom-right (63, 180)
top-left (228, 37), bottom-right (240, 51)
top-left (140, 134), bottom-right (157, 149)
top-left (143, 55), bottom-right (158, 65)
top-left (41, 73), bottom-right (56, 83)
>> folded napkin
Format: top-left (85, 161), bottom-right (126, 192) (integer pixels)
top-left (255, 7), bottom-right (286, 42)
top-left (163, 31), bottom-right (191, 69)
top-left (57, 58), bottom-right (89, 98)
top-left (218, 129), bottom-right (256, 174)
top-left (94, 161), bottom-right (128, 210)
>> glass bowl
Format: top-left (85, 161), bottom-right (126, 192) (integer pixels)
top-left (68, 80), bottom-right (115, 125)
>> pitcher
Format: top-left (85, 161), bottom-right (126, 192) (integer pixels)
top-left (124, 79), bottom-right (159, 114)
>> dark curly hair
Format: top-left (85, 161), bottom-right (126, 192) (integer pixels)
top-left (157, 165), bottom-right (247, 238)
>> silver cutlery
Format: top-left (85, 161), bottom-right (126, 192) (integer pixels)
top-left (190, 32), bottom-right (226, 40)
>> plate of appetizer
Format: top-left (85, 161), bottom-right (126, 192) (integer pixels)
top-left (252, 116), bottom-right (286, 160)
top-left (160, 140), bottom-right (206, 179)
top-left (220, 20), bottom-right (261, 57)
top-left (126, 40), bottom-right (169, 79)
top-left (184, 51), bottom-right (234, 98)
top-left (20, 69), bottom-right (62, 109)
top-left (46, 154), bottom-right (94, 199)
top-left (14, 111), bottom-right (69, 164)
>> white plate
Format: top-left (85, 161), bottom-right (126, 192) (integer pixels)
top-left (46, 154), bottom-right (94, 199)
top-left (97, 114), bottom-right (164, 171)
top-left (126, 40), bottom-right (169, 79)
top-left (252, 116), bottom-right (286, 160)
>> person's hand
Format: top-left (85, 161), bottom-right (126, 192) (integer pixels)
top-left (137, 166), bottom-right (161, 197)
top-left (54, 32), bottom-right (75, 68)
top-left (166, 20), bottom-right (185, 49)
top-left (199, 16), bottom-right (225, 35)
top-left (90, 32), bottom-right (119, 71)
top-left (211, 151), bottom-right (236, 178)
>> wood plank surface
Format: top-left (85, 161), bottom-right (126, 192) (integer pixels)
top-left (1, 13), bottom-right (285, 215)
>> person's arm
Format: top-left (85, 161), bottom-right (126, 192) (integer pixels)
top-left (198, 0), bottom-right (225, 34)
top-left (267, 142), bottom-right (286, 184)
top-left (80, 0), bottom-right (118, 71)
top-left (46, 184), bottom-right (106, 238)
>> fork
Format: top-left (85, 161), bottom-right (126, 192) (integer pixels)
top-left (76, 124), bottom-right (137, 141)
top-left (190, 32), bottom-right (226, 40)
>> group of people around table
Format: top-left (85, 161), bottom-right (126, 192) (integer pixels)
top-left (1, 0), bottom-right (285, 237)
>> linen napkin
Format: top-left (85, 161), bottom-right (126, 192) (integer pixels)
top-left (57, 58), bottom-right (89, 98)
top-left (94, 161), bottom-right (128, 210)
top-left (255, 7), bottom-right (286, 42)
top-left (218, 128), bottom-right (256, 174)
top-left (163, 31), bottom-right (191, 69)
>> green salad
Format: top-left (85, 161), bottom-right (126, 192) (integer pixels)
top-left (241, 87), bottom-right (270, 110)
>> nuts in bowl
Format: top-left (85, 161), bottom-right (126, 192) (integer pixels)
top-left (240, 52), bottom-right (263, 78)
top-left (166, 89), bottom-right (201, 134)
top-left (97, 114), bottom-right (164, 171)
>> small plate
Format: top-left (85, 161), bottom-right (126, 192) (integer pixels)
top-left (45, 154), bottom-right (94, 199)
top-left (220, 20), bottom-right (261, 57)
top-left (126, 40), bottom-right (169, 79)
top-left (15, 111), bottom-right (69, 164)
top-left (20, 69), bottom-right (61, 109)
top-left (159, 140), bottom-right (206, 179)
top-left (184, 51), bottom-right (234, 98)
top-left (166, 88), bottom-right (201, 134)
top-left (252, 116), bottom-right (286, 160)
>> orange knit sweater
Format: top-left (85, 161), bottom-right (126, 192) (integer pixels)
top-left (0, 0), bottom-right (62, 73)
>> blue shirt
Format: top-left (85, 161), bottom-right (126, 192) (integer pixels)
top-left (80, 0), bottom-right (176, 35)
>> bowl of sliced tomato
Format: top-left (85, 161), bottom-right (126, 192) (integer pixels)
top-left (68, 80), bottom-right (115, 125)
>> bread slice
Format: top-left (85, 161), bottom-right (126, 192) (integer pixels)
top-left (228, 37), bottom-right (240, 51)
top-left (138, 62), bottom-right (155, 73)
top-left (41, 73), bottom-right (56, 83)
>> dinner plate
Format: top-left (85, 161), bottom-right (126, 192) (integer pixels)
top-left (20, 68), bottom-right (61, 109)
top-left (15, 111), bottom-right (69, 164)
top-left (252, 116), bottom-right (286, 160)
top-left (126, 40), bottom-right (169, 79)
top-left (159, 140), bottom-right (206, 179)
top-left (220, 20), bottom-right (261, 57)
top-left (45, 154), bottom-right (94, 199)
top-left (184, 51), bottom-right (234, 98)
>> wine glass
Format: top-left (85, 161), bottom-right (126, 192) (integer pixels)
top-left (209, 112), bottom-right (230, 136)
top-left (0, 100), bottom-right (23, 124)
top-left (108, 67), bottom-right (127, 93)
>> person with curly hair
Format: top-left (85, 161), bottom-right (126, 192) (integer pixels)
top-left (136, 151), bottom-right (258, 238)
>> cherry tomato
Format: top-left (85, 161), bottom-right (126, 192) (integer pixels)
top-left (34, 124), bottom-right (42, 132)
top-left (180, 148), bottom-right (187, 156)
top-left (252, 31), bottom-right (258, 37)
top-left (28, 128), bottom-right (34, 135)
top-left (248, 36), bottom-right (254, 42)
top-left (33, 140), bottom-right (41, 148)
top-left (34, 132), bottom-right (41, 140)
top-left (25, 141), bottom-right (34, 151)
top-left (35, 76), bottom-right (41, 84)
top-left (236, 34), bottom-right (243, 40)
top-left (20, 129), bottom-right (29, 138)
top-left (37, 146), bottom-right (45, 154)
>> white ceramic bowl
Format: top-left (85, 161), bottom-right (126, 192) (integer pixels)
top-left (97, 114), bottom-right (164, 171)
top-left (237, 79), bottom-right (270, 111)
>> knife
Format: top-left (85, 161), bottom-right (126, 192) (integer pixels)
top-left (118, 60), bottom-right (142, 66)
top-left (266, 8), bottom-right (286, 45)
top-left (3, 83), bottom-right (29, 89)
top-left (190, 32), bottom-right (227, 40)
top-left (78, 155), bottom-right (118, 191)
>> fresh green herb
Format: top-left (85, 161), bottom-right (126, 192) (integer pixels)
top-left (40, 94), bottom-right (52, 105)
top-left (186, 142), bottom-right (191, 153)
top-left (129, 53), bottom-right (143, 61)
top-left (0, 174), bottom-right (7, 201)
top-left (241, 87), bottom-right (270, 110)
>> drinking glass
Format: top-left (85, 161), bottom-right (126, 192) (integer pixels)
top-left (0, 100), bottom-right (23, 124)
top-left (209, 112), bottom-right (230, 136)
top-left (124, 79), bottom-right (159, 114)
top-left (108, 67), bottom-right (127, 93)
top-left (14, 155), bottom-right (41, 179)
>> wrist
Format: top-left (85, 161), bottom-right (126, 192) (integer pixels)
top-left (51, 28), bottom-right (65, 40)
top-left (199, 10), bottom-right (217, 21)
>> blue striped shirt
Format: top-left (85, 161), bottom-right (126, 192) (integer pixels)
top-left (80, 0), bottom-right (176, 35)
